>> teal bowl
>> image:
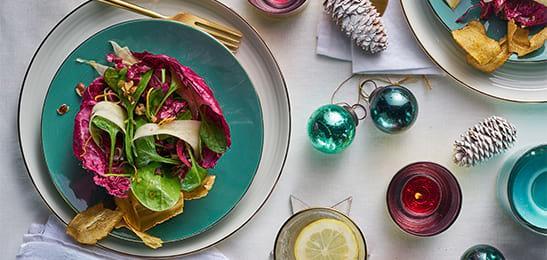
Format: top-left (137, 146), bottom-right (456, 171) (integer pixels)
top-left (427, 0), bottom-right (546, 63)
top-left (41, 19), bottom-right (263, 243)
top-left (498, 145), bottom-right (547, 235)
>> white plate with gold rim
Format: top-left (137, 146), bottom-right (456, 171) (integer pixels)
top-left (18, 0), bottom-right (290, 257)
top-left (401, 0), bottom-right (547, 103)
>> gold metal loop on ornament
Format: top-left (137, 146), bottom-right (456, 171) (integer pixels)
top-left (351, 103), bottom-right (367, 120)
top-left (334, 102), bottom-right (367, 123)
top-left (359, 79), bottom-right (378, 103)
top-left (332, 74), bottom-right (432, 108)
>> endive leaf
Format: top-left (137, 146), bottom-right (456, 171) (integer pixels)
top-left (133, 120), bottom-right (201, 152)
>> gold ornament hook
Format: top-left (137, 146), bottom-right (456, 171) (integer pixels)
top-left (359, 79), bottom-right (379, 103)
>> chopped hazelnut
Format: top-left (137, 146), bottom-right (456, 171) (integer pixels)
top-left (75, 82), bottom-right (86, 97)
top-left (57, 104), bottom-right (69, 115)
top-left (135, 103), bottom-right (146, 116)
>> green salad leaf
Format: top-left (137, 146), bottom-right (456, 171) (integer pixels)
top-left (125, 123), bottom-right (135, 165)
top-left (135, 136), bottom-right (180, 168)
top-left (146, 88), bottom-right (163, 121)
top-left (131, 162), bottom-right (181, 211)
top-left (91, 116), bottom-right (122, 173)
top-left (199, 114), bottom-right (228, 154)
top-left (104, 67), bottom-right (123, 90)
top-left (154, 75), bottom-right (180, 115)
top-left (128, 70), bottom-right (153, 115)
top-left (133, 118), bottom-right (179, 168)
top-left (177, 110), bottom-right (192, 120)
top-left (133, 120), bottom-right (201, 152)
top-left (123, 70), bottom-right (153, 165)
top-left (181, 148), bottom-right (208, 192)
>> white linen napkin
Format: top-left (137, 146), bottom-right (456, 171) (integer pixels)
top-left (317, 0), bottom-right (442, 75)
top-left (16, 215), bottom-right (228, 260)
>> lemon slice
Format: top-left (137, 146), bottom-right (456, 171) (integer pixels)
top-left (294, 218), bottom-right (359, 260)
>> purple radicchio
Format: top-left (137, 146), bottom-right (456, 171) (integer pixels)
top-left (73, 78), bottom-right (130, 198)
top-left (461, 0), bottom-right (547, 27)
top-left (133, 52), bottom-right (231, 168)
top-left (156, 98), bottom-right (187, 121)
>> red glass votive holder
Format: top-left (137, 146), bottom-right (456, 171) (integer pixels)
top-left (248, 0), bottom-right (309, 17)
top-left (387, 162), bottom-right (462, 236)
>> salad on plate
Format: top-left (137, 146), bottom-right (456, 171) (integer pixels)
top-left (446, 0), bottom-right (547, 72)
top-left (66, 41), bottom-right (231, 248)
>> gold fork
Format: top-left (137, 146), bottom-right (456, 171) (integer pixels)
top-left (97, 0), bottom-right (243, 53)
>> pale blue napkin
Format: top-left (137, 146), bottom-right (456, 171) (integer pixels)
top-left (17, 215), bottom-right (228, 260)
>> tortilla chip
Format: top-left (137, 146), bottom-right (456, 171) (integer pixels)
top-left (115, 192), bottom-right (184, 232)
top-left (115, 219), bottom-right (126, 229)
top-left (466, 37), bottom-right (511, 73)
top-left (117, 221), bottom-right (163, 249)
top-left (183, 175), bottom-right (216, 200)
top-left (527, 27), bottom-right (547, 55)
top-left (444, 0), bottom-right (461, 9)
top-left (508, 20), bottom-right (531, 56)
top-left (66, 203), bottom-right (123, 245)
top-left (452, 21), bottom-right (501, 65)
top-left (508, 20), bottom-right (547, 57)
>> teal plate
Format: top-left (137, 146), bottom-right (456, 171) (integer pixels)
top-left (427, 0), bottom-right (546, 62)
top-left (41, 19), bottom-right (263, 243)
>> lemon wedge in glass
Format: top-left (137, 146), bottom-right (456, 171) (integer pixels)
top-left (294, 218), bottom-right (358, 260)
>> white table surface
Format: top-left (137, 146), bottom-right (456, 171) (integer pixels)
top-left (2, 0), bottom-right (547, 259)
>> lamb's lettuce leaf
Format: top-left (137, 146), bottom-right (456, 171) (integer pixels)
top-left (134, 136), bottom-right (179, 168)
top-left (181, 149), bottom-right (208, 192)
top-left (89, 101), bottom-right (126, 146)
top-left (91, 116), bottom-right (121, 173)
top-left (199, 112), bottom-right (228, 154)
top-left (123, 70), bottom-right (153, 164)
top-left (131, 162), bottom-right (181, 211)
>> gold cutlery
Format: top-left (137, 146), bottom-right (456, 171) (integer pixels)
top-left (97, 0), bottom-right (243, 53)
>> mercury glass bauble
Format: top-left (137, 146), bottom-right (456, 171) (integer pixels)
top-left (307, 104), bottom-right (356, 154)
top-left (369, 85), bottom-right (418, 134)
top-left (461, 244), bottom-right (505, 260)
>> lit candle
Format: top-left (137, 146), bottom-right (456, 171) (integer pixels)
top-left (387, 162), bottom-right (462, 236)
top-left (401, 175), bottom-right (441, 216)
top-left (248, 0), bottom-right (309, 17)
top-left (499, 145), bottom-right (547, 235)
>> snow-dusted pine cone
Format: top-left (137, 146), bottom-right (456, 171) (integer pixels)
top-left (453, 116), bottom-right (517, 167)
top-left (324, 0), bottom-right (388, 53)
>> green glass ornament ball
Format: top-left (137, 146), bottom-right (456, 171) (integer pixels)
top-left (307, 104), bottom-right (356, 154)
top-left (461, 245), bottom-right (505, 260)
top-left (369, 85), bottom-right (418, 134)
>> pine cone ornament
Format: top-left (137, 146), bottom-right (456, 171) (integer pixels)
top-left (453, 116), bottom-right (517, 167)
top-left (324, 0), bottom-right (388, 53)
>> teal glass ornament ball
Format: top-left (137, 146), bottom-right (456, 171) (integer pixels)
top-left (369, 85), bottom-right (418, 134)
top-left (307, 104), bottom-right (357, 154)
top-left (461, 245), bottom-right (505, 260)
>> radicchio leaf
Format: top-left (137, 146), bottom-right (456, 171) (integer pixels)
top-left (132, 52), bottom-right (231, 168)
top-left (93, 175), bottom-right (131, 198)
top-left (73, 78), bottom-right (130, 198)
top-left (467, 0), bottom-right (547, 27)
top-left (156, 98), bottom-right (187, 121)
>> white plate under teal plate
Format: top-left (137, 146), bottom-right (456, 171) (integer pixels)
top-left (427, 0), bottom-right (546, 63)
top-left (401, 0), bottom-right (547, 103)
top-left (18, 0), bottom-right (290, 257)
